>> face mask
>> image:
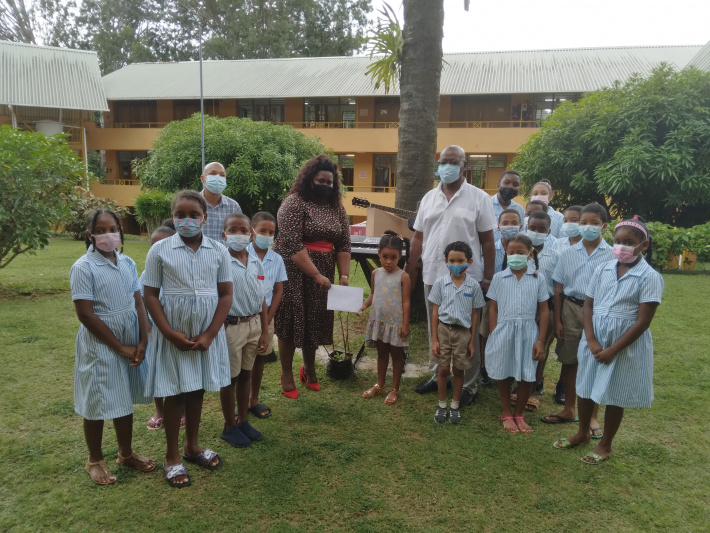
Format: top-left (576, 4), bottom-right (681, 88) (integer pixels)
top-left (313, 184), bottom-right (333, 200)
top-left (579, 224), bottom-right (603, 241)
top-left (226, 234), bottom-right (250, 252)
top-left (498, 187), bottom-right (517, 202)
top-left (438, 164), bottom-right (461, 184)
top-left (499, 225), bottom-right (520, 240)
top-left (174, 217), bottom-right (202, 238)
top-left (526, 230), bottom-right (548, 247)
top-left (562, 222), bottom-right (580, 238)
top-left (447, 263), bottom-right (468, 276)
top-left (205, 175), bottom-right (226, 194)
top-left (92, 232), bottom-right (120, 253)
top-left (507, 254), bottom-right (529, 270)
top-left (531, 195), bottom-right (549, 206)
top-left (254, 234), bottom-right (274, 249)
top-left (613, 243), bottom-right (641, 264)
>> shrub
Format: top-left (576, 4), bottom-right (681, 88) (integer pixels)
top-left (134, 190), bottom-right (173, 234)
top-left (64, 187), bottom-right (129, 240)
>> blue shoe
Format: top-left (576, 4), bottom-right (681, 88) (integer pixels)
top-left (239, 421), bottom-right (263, 442)
top-left (220, 425), bottom-right (251, 448)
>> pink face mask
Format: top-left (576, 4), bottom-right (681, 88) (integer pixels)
top-left (93, 232), bottom-right (121, 253)
top-left (531, 195), bottom-right (549, 206)
top-left (613, 243), bottom-right (640, 264)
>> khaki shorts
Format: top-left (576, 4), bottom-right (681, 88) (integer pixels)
top-left (535, 307), bottom-right (555, 360)
top-left (225, 316), bottom-right (261, 378)
top-left (479, 301), bottom-right (491, 337)
top-left (554, 300), bottom-right (583, 365)
top-left (432, 322), bottom-right (472, 371)
top-left (257, 320), bottom-right (275, 356)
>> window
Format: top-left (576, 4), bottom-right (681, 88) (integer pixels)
top-left (533, 94), bottom-right (579, 122)
top-left (113, 101), bottom-right (157, 126)
top-left (373, 154), bottom-right (396, 191)
top-left (238, 99), bottom-right (284, 123)
top-left (304, 97), bottom-right (356, 127)
top-left (464, 154), bottom-right (507, 190)
top-left (115, 151), bottom-right (148, 184)
top-left (334, 155), bottom-right (355, 188)
top-left (374, 97), bottom-right (400, 127)
top-left (173, 100), bottom-right (220, 121)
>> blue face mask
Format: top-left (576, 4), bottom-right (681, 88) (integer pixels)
top-left (226, 234), bottom-right (250, 252)
top-left (205, 174), bottom-right (227, 194)
top-left (562, 222), bottom-right (580, 237)
top-left (526, 229), bottom-right (548, 247)
top-left (438, 164), bottom-right (461, 184)
top-left (254, 234), bottom-right (274, 250)
top-left (507, 254), bottom-right (529, 270)
top-left (447, 263), bottom-right (468, 276)
top-left (499, 225), bottom-right (520, 239)
top-left (579, 224), bottom-right (603, 241)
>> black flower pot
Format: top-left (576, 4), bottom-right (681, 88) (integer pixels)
top-left (326, 350), bottom-right (354, 380)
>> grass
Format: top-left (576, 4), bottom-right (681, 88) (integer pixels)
top-left (1, 237), bottom-right (709, 532)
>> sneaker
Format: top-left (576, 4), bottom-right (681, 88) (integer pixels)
top-left (220, 424), bottom-right (251, 448)
top-left (535, 378), bottom-right (545, 395)
top-left (434, 406), bottom-right (447, 423)
top-left (449, 408), bottom-right (462, 424)
top-left (480, 368), bottom-right (491, 387)
top-left (238, 421), bottom-right (263, 442)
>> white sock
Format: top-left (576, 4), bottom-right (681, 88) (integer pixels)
top-left (438, 400), bottom-right (447, 409)
top-left (450, 400), bottom-right (460, 409)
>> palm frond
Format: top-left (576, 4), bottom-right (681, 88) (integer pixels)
top-left (361, 2), bottom-right (402, 94)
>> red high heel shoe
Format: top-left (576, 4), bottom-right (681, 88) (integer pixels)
top-left (281, 376), bottom-right (299, 399)
top-left (299, 366), bottom-right (321, 391)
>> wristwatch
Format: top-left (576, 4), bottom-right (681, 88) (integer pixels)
top-left (481, 278), bottom-right (492, 284)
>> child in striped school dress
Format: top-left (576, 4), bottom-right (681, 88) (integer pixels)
top-left (543, 203), bottom-right (614, 438)
top-left (552, 205), bottom-right (583, 254)
top-left (486, 234), bottom-right (549, 433)
top-left (143, 190), bottom-right (233, 488)
top-left (219, 214), bottom-right (269, 448)
top-left (247, 211), bottom-right (288, 419)
top-left (554, 217), bottom-right (663, 465)
top-left (70, 209), bottom-right (155, 485)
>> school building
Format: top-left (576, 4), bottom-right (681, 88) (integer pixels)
top-left (3, 39), bottom-right (710, 224)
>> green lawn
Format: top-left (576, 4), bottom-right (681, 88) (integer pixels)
top-left (1, 237), bottom-right (709, 532)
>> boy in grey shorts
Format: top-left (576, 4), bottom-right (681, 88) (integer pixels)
top-left (429, 241), bottom-right (486, 424)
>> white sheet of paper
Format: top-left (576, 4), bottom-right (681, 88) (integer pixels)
top-left (326, 285), bottom-right (364, 312)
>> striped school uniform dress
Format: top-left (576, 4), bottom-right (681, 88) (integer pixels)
top-left (70, 249), bottom-right (149, 420)
top-left (485, 266), bottom-right (549, 382)
top-left (142, 233), bottom-right (232, 397)
top-left (533, 245), bottom-right (559, 299)
top-left (576, 259), bottom-right (664, 408)
top-left (547, 207), bottom-right (564, 238)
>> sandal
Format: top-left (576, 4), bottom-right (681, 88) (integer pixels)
top-left (248, 403), bottom-right (272, 419)
top-left (363, 384), bottom-right (385, 398)
top-left (384, 388), bottom-right (399, 405)
top-left (146, 416), bottom-right (163, 430)
top-left (552, 438), bottom-right (586, 449)
top-left (179, 417), bottom-right (186, 429)
top-left (581, 452), bottom-right (609, 465)
top-left (499, 415), bottom-right (519, 433)
top-left (85, 459), bottom-right (116, 485)
top-left (163, 461), bottom-right (192, 488)
top-left (590, 427), bottom-right (603, 439)
top-left (541, 413), bottom-right (579, 424)
top-left (510, 394), bottom-right (517, 408)
top-left (513, 415), bottom-right (533, 434)
top-left (182, 448), bottom-right (222, 471)
top-left (115, 451), bottom-right (156, 472)
top-left (525, 397), bottom-right (540, 412)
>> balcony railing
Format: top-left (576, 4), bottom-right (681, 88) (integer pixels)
top-left (101, 120), bottom-right (540, 129)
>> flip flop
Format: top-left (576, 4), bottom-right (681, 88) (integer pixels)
top-left (541, 413), bottom-right (579, 424)
top-left (163, 461), bottom-right (192, 488)
top-left (182, 448), bottom-right (222, 471)
top-left (590, 427), bottom-right (603, 439)
top-left (525, 397), bottom-right (540, 412)
top-left (179, 417), bottom-right (186, 429)
top-left (552, 438), bottom-right (584, 449)
top-left (248, 403), bottom-right (272, 419)
top-left (146, 416), bottom-right (163, 430)
top-left (499, 415), bottom-right (519, 433)
top-left (581, 453), bottom-right (609, 465)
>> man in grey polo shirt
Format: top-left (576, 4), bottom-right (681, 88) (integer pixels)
top-left (200, 162), bottom-right (242, 242)
top-left (405, 145), bottom-right (496, 406)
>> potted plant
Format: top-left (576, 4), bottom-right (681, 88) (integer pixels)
top-left (326, 312), bottom-right (354, 380)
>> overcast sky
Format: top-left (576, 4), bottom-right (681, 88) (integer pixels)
top-left (367, 0), bottom-right (710, 53)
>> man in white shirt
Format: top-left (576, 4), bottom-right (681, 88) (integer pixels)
top-left (199, 162), bottom-right (242, 242)
top-left (405, 145), bottom-right (496, 405)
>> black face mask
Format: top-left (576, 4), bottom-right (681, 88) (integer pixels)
top-left (313, 184), bottom-right (333, 200)
top-left (498, 187), bottom-right (517, 202)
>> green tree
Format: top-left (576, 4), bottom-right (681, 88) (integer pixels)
top-left (63, 186), bottom-right (129, 240)
top-left (513, 65), bottom-right (710, 227)
top-left (135, 114), bottom-right (326, 216)
top-left (0, 126), bottom-right (83, 269)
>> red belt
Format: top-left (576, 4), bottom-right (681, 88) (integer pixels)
top-left (303, 240), bottom-right (334, 252)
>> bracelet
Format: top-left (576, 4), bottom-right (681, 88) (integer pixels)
top-left (535, 340), bottom-right (544, 345)
top-left (340, 274), bottom-right (349, 279)
top-left (482, 278), bottom-right (492, 284)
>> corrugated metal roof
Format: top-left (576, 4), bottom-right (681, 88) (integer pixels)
top-left (102, 44), bottom-right (702, 101)
top-left (0, 40), bottom-right (108, 111)
top-left (686, 40), bottom-right (710, 71)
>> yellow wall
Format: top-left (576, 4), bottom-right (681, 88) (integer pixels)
top-left (344, 190), bottom-right (396, 218)
top-left (91, 183), bottom-right (142, 207)
top-left (86, 127), bottom-right (161, 151)
top-left (352, 153), bottom-right (374, 189)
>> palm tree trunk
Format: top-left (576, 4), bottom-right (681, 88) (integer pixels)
top-left (394, 0), bottom-right (444, 212)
